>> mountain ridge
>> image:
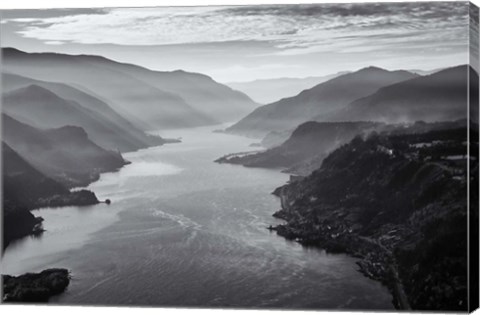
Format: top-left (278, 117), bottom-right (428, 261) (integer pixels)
top-left (2, 47), bottom-right (257, 126)
top-left (226, 71), bottom-right (350, 104)
top-left (318, 65), bottom-right (472, 123)
top-left (2, 48), bottom-right (216, 129)
top-left (2, 83), bottom-right (163, 152)
top-left (2, 72), bottom-right (165, 151)
top-left (226, 66), bottom-right (418, 138)
top-left (2, 113), bottom-right (128, 187)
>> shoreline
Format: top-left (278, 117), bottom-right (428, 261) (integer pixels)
top-left (4, 164), bottom-right (127, 250)
top-left (3, 127), bottom-right (395, 308)
top-left (271, 195), bottom-right (411, 310)
top-left (4, 138), bottom-right (180, 249)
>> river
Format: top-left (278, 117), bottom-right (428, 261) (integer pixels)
top-left (1, 125), bottom-right (393, 310)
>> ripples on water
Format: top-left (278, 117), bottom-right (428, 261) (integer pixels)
top-left (1, 125), bottom-right (394, 310)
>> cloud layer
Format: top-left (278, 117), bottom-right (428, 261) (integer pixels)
top-left (0, 3), bottom-right (471, 82)
top-left (3, 2), bottom-right (469, 56)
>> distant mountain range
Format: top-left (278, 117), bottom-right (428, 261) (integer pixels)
top-left (408, 68), bottom-right (444, 76)
top-left (2, 82), bottom-right (164, 152)
top-left (2, 48), bottom-right (257, 130)
top-left (1, 47), bottom-right (259, 248)
top-left (320, 65), bottom-right (472, 123)
top-left (226, 67), bottom-right (418, 138)
top-left (2, 45), bottom-right (474, 253)
top-left (2, 73), bottom-right (163, 152)
top-left (90, 61), bottom-right (258, 121)
top-left (226, 72), bottom-right (349, 104)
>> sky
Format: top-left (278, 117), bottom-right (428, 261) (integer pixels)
top-left (0, 2), bottom-right (471, 82)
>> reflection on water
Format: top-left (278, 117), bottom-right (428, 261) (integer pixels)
top-left (1, 125), bottom-right (394, 310)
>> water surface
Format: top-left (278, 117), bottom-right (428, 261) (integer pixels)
top-left (2, 125), bottom-right (393, 310)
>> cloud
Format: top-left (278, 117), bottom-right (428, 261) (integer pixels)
top-left (44, 41), bottom-right (65, 45)
top-left (2, 2), bottom-right (469, 57)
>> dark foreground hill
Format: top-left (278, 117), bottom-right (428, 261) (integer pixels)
top-left (271, 127), bottom-right (476, 311)
top-left (217, 121), bottom-right (384, 175)
top-left (2, 142), bottom-right (99, 248)
top-left (218, 120), bottom-right (470, 176)
top-left (2, 114), bottom-right (128, 187)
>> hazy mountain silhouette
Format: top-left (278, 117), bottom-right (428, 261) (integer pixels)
top-left (3, 141), bottom-right (69, 208)
top-left (319, 65), bottom-right (472, 123)
top-left (217, 121), bottom-right (383, 175)
top-left (408, 68), bottom-right (444, 76)
top-left (78, 57), bottom-right (258, 121)
top-left (2, 83), bottom-right (165, 152)
top-left (226, 67), bottom-right (418, 138)
top-left (226, 72), bottom-right (349, 104)
top-left (2, 48), bottom-right (256, 129)
top-left (2, 73), bottom-right (164, 151)
top-left (2, 114), bottom-right (127, 187)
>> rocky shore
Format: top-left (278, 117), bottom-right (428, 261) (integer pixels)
top-left (268, 128), bottom-right (474, 311)
top-left (3, 269), bottom-right (70, 302)
top-left (4, 190), bottom-right (100, 249)
top-left (2, 140), bottom-right (108, 249)
top-left (271, 207), bottom-right (410, 309)
top-left (36, 189), bottom-right (99, 208)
